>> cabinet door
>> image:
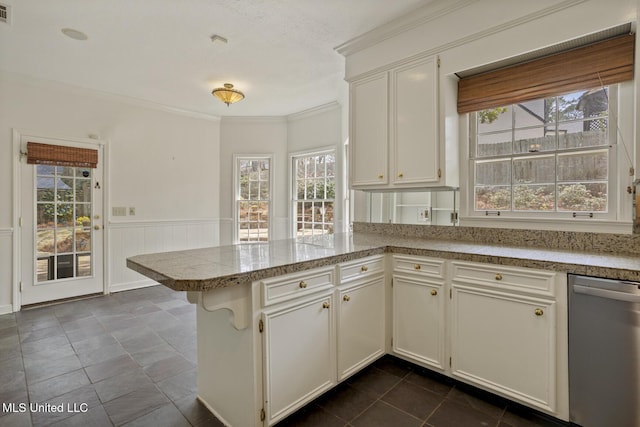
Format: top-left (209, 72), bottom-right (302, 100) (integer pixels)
top-left (451, 286), bottom-right (556, 412)
top-left (262, 293), bottom-right (336, 425)
top-left (392, 275), bottom-right (445, 370)
top-left (338, 276), bottom-right (385, 381)
top-left (391, 56), bottom-right (439, 186)
top-left (350, 73), bottom-right (388, 188)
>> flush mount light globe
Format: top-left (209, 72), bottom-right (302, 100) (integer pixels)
top-left (212, 83), bottom-right (245, 106)
top-left (61, 28), bottom-right (88, 41)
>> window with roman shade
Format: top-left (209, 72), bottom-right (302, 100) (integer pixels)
top-left (459, 29), bottom-right (635, 218)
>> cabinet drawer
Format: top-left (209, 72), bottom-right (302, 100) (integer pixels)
top-left (261, 267), bottom-right (335, 307)
top-left (451, 262), bottom-right (555, 295)
top-left (393, 255), bottom-right (445, 279)
top-left (339, 255), bottom-right (385, 283)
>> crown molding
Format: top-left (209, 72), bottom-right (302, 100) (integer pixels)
top-left (0, 69), bottom-right (221, 122)
top-left (343, 0), bottom-right (591, 82)
top-left (286, 102), bottom-right (341, 122)
top-left (221, 116), bottom-right (287, 124)
top-left (335, 0), bottom-right (477, 57)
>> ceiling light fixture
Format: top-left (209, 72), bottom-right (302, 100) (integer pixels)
top-left (212, 83), bottom-right (245, 106)
top-left (61, 28), bottom-right (88, 40)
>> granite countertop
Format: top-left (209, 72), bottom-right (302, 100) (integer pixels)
top-left (126, 232), bottom-right (640, 291)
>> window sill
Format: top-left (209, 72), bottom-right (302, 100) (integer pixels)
top-left (460, 216), bottom-right (632, 234)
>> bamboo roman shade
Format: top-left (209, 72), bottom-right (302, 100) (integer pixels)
top-left (457, 33), bottom-right (635, 114)
top-left (26, 142), bottom-right (98, 168)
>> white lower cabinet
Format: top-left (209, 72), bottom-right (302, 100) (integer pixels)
top-left (449, 261), bottom-right (565, 417)
top-left (260, 256), bottom-right (385, 425)
top-left (194, 255), bottom-right (567, 426)
top-left (262, 291), bottom-right (336, 425)
top-left (337, 274), bottom-right (385, 380)
top-left (392, 274), bottom-right (445, 370)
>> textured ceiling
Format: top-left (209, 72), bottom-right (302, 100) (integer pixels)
top-left (0, 0), bottom-right (430, 117)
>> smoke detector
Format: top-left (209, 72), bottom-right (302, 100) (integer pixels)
top-left (0, 3), bottom-right (11, 25)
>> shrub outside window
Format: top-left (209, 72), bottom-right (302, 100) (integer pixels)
top-left (471, 86), bottom-right (614, 215)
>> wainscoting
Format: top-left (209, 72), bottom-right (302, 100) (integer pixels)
top-left (108, 219), bottom-right (220, 293)
top-left (0, 228), bottom-right (14, 314)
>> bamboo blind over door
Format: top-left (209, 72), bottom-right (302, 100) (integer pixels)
top-left (26, 142), bottom-right (98, 168)
top-left (457, 33), bottom-right (635, 114)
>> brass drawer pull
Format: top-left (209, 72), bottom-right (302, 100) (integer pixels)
top-left (398, 172), bottom-right (404, 178)
top-left (322, 302), bottom-right (330, 309)
top-left (378, 174), bottom-right (384, 179)
top-left (343, 295), bottom-right (350, 302)
top-left (495, 273), bottom-right (503, 281)
top-left (430, 289), bottom-right (438, 296)
top-left (535, 308), bottom-right (544, 316)
top-left (414, 264), bottom-right (421, 270)
top-left (299, 281), bottom-right (307, 289)
top-left (361, 265), bottom-right (368, 272)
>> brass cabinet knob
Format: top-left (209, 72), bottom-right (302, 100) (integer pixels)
top-left (343, 295), bottom-right (350, 302)
top-left (398, 172), bottom-right (404, 178)
top-left (414, 264), bottom-right (421, 270)
top-left (535, 308), bottom-right (544, 316)
top-left (322, 302), bottom-right (330, 309)
top-left (299, 281), bottom-right (307, 289)
top-left (430, 289), bottom-right (438, 296)
top-left (93, 225), bottom-right (101, 230)
top-left (378, 174), bottom-right (384, 179)
top-left (495, 273), bottom-right (503, 281)
top-left (361, 265), bottom-right (368, 272)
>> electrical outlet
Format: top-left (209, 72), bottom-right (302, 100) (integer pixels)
top-left (418, 207), bottom-right (430, 222)
top-left (129, 207), bottom-right (136, 216)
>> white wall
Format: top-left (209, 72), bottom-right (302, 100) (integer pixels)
top-left (0, 71), bottom-right (221, 310)
top-left (341, 0), bottom-right (638, 232)
top-left (219, 103), bottom-right (346, 245)
top-left (219, 117), bottom-right (289, 245)
top-left (287, 103), bottom-right (346, 234)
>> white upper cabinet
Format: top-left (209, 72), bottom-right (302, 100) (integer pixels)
top-left (350, 73), bottom-right (389, 187)
top-left (391, 56), bottom-right (439, 186)
top-left (350, 55), bottom-right (452, 190)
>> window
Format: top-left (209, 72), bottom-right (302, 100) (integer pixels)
top-left (292, 150), bottom-right (335, 237)
top-left (470, 87), bottom-right (615, 216)
top-left (36, 165), bottom-right (93, 281)
top-left (235, 156), bottom-right (271, 242)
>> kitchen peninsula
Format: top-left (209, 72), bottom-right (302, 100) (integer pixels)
top-left (127, 228), bottom-right (640, 426)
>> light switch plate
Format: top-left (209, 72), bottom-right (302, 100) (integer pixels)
top-left (112, 207), bottom-right (126, 216)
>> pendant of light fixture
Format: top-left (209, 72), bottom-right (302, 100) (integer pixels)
top-left (212, 83), bottom-right (245, 106)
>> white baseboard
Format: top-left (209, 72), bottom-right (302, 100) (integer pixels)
top-left (0, 304), bottom-right (14, 315)
top-left (109, 279), bottom-right (159, 293)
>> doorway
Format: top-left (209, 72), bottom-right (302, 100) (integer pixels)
top-left (17, 133), bottom-right (105, 306)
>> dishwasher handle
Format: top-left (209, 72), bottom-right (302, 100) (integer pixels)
top-left (574, 284), bottom-right (640, 303)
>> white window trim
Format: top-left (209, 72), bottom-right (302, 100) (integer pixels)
top-left (289, 147), bottom-right (337, 239)
top-left (460, 84), bottom-right (635, 233)
top-left (233, 154), bottom-right (274, 244)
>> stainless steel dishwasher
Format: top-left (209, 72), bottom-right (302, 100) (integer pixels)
top-left (568, 274), bottom-right (640, 427)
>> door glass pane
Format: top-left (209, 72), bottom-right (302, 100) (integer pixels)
top-left (35, 165), bottom-right (93, 282)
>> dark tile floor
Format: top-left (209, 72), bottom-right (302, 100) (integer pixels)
top-left (0, 286), bottom-right (567, 427)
